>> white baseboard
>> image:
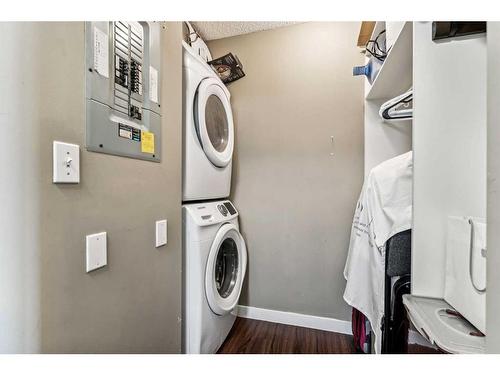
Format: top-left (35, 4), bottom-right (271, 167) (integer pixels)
top-left (235, 305), bottom-right (352, 335)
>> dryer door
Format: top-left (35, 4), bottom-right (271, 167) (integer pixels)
top-left (194, 77), bottom-right (234, 167)
top-left (205, 223), bottom-right (247, 316)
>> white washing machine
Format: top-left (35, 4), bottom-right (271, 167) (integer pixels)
top-left (183, 41), bottom-right (234, 201)
top-left (182, 200), bottom-right (247, 354)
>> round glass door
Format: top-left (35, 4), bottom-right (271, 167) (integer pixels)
top-left (205, 224), bottom-right (247, 316)
top-left (214, 238), bottom-right (239, 298)
top-left (195, 78), bottom-right (234, 168)
top-left (205, 95), bottom-right (229, 153)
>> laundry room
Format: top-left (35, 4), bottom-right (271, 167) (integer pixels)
top-left (1, 1), bottom-right (500, 373)
top-left (181, 20), bottom-right (491, 356)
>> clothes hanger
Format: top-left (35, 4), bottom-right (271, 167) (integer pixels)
top-left (379, 88), bottom-right (413, 122)
top-left (184, 21), bottom-right (200, 44)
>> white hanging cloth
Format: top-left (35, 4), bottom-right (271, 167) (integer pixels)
top-left (343, 151), bottom-right (413, 353)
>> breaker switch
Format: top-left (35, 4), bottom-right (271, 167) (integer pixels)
top-left (129, 104), bottom-right (142, 120)
top-left (130, 59), bottom-right (142, 95)
top-left (115, 56), bottom-right (129, 88)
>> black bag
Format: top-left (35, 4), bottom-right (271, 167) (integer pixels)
top-left (389, 276), bottom-right (411, 353)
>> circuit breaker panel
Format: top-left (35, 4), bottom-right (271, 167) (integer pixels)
top-left (85, 22), bottom-right (162, 162)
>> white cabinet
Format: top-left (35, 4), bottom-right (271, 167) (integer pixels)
top-left (412, 21), bottom-right (487, 298)
top-left (362, 21), bottom-right (488, 353)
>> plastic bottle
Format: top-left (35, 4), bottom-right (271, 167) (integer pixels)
top-left (352, 58), bottom-right (380, 84)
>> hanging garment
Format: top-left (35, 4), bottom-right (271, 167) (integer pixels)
top-left (343, 151), bottom-right (413, 353)
top-left (351, 308), bottom-right (367, 352)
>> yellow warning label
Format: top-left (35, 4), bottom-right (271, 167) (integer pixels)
top-left (141, 131), bottom-right (155, 154)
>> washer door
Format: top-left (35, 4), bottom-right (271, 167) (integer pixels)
top-left (194, 77), bottom-right (234, 167)
top-left (205, 223), bottom-right (247, 316)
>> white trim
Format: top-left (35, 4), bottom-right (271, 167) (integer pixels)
top-left (196, 78), bottom-right (234, 168)
top-left (235, 305), bottom-right (352, 335)
top-left (206, 225), bottom-right (247, 315)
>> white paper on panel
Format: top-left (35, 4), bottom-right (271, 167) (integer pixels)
top-left (150, 66), bottom-right (158, 103)
top-left (93, 27), bottom-right (109, 78)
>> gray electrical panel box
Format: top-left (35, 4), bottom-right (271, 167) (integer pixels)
top-left (85, 21), bottom-right (162, 162)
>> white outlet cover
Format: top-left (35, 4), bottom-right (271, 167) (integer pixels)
top-left (53, 141), bottom-right (80, 183)
top-left (86, 232), bottom-right (107, 272)
top-left (156, 219), bottom-right (167, 247)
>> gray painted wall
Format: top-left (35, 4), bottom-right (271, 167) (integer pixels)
top-left (209, 22), bottom-right (364, 321)
top-left (487, 22), bottom-right (500, 354)
top-left (0, 22), bottom-right (183, 353)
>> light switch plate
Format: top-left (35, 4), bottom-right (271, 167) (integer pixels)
top-left (86, 232), bottom-right (107, 272)
top-left (155, 219), bottom-right (167, 247)
top-left (53, 141), bottom-right (80, 183)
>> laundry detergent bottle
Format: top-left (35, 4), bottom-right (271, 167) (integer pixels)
top-left (352, 58), bottom-right (380, 84)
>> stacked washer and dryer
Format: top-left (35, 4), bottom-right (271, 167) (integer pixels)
top-left (182, 38), bottom-right (247, 354)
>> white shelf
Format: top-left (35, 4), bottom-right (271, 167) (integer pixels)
top-left (366, 22), bottom-right (413, 100)
top-left (403, 295), bottom-right (485, 354)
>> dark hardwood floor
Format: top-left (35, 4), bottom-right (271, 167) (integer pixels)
top-left (217, 317), bottom-right (440, 354)
top-left (218, 317), bottom-right (357, 354)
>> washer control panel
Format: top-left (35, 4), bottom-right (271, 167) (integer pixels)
top-left (217, 204), bottom-right (228, 216)
top-left (223, 201), bottom-right (237, 215)
top-left (184, 200), bottom-right (239, 226)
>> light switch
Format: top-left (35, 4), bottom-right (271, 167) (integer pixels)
top-left (53, 141), bottom-right (80, 183)
top-left (156, 220), bottom-right (167, 247)
top-left (86, 232), bottom-right (107, 272)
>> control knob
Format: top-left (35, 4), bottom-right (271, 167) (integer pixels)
top-left (218, 204), bottom-right (228, 216)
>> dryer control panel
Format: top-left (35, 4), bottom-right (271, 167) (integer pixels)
top-left (85, 21), bottom-right (162, 162)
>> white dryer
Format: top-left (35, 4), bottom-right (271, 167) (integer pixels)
top-left (183, 41), bottom-right (234, 201)
top-left (182, 200), bottom-right (247, 354)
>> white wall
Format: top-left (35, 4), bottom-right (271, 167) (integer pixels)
top-left (0, 23), bottom-right (42, 353)
top-left (486, 21), bottom-right (500, 354)
top-left (412, 22), bottom-right (486, 298)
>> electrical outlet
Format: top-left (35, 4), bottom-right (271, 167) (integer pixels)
top-left (156, 220), bottom-right (167, 247)
top-left (86, 232), bottom-right (107, 272)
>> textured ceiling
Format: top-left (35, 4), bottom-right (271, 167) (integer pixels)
top-left (190, 22), bottom-right (300, 41)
